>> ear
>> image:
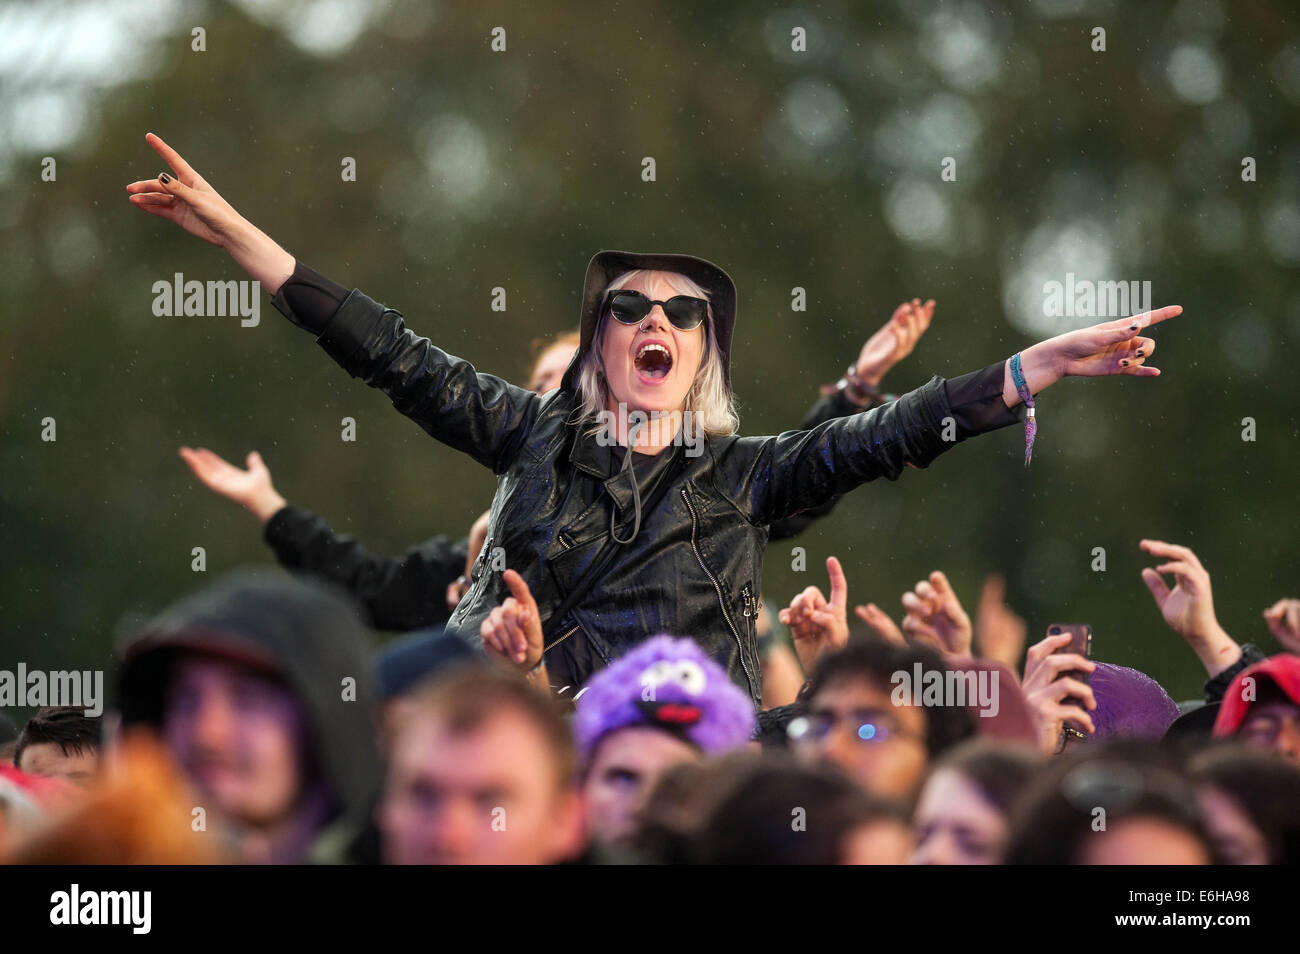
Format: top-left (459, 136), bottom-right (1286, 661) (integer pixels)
top-left (548, 787), bottom-right (588, 862)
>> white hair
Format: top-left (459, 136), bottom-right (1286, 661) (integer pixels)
top-left (571, 268), bottom-right (739, 440)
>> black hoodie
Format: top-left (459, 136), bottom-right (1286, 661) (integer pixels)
top-left (116, 569), bottom-right (382, 855)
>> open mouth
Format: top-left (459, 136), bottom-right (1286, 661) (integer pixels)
top-left (634, 342), bottom-right (673, 380)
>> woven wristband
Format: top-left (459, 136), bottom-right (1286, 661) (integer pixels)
top-left (1010, 352), bottom-right (1037, 467)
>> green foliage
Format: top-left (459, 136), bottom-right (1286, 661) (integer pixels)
top-left (2, 0), bottom-right (1297, 711)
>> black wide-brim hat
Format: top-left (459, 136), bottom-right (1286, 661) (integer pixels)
top-left (560, 250), bottom-right (738, 392)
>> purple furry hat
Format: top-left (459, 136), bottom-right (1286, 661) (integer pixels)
top-left (573, 635), bottom-right (756, 763)
top-left (1088, 662), bottom-right (1180, 741)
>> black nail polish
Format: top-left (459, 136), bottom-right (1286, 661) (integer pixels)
top-left (1136, 350), bottom-right (1144, 357)
top-left (1129, 324), bottom-right (1138, 330)
top-left (1121, 360), bottom-right (1129, 366)
top-left (160, 173), bottom-right (171, 184)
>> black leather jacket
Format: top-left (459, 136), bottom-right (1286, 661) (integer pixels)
top-left (272, 276), bottom-right (1022, 705)
top-left (256, 388), bottom-right (874, 633)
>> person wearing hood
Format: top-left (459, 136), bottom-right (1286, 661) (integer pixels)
top-left (115, 569), bottom-right (381, 864)
top-left (1212, 654), bottom-right (1300, 764)
top-left (126, 133), bottom-right (1183, 706)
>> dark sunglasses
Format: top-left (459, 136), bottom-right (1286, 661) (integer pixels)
top-left (604, 288), bottom-right (709, 331)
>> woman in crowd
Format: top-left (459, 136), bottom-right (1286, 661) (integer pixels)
top-left (910, 739), bottom-right (1044, 864)
top-left (126, 132), bottom-right (1182, 705)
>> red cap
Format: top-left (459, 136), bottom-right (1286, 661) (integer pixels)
top-left (1213, 654), bottom-right (1300, 737)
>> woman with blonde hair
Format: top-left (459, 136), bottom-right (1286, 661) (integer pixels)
top-left (127, 133), bottom-right (1181, 705)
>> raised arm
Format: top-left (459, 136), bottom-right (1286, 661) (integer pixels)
top-left (264, 506), bottom-right (469, 631)
top-left (127, 133), bottom-right (294, 292)
top-left (769, 298), bottom-right (933, 540)
top-left (127, 133), bottom-right (541, 472)
top-left (730, 307), bottom-right (1181, 525)
top-left (178, 445), bottom-right (469, 630)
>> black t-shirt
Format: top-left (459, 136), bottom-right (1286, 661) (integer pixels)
top-left (609, 441), bottom-right (679, 494)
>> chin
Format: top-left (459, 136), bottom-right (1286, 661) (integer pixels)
top-left (622, 379), bottom-right (688, 415)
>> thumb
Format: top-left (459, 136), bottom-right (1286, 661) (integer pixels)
top-left (157, 172), bottom-right (191, 197)
top-left (1140, 567), bottom-right (1170, 609)
top-left (158, 172), bottom-right (211, 212)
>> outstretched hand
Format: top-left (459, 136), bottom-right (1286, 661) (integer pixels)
top-left (900, 570), bottom-right (973, 656)
top-left (126, 133), bottom-right (294, 292)
top-left (126, 134), bottom-right (243, 247)
top-left (1004, 305), bottom-right (1183, 408)
top-left (975, 573), bottom-right (1027, 673)
top-left (1139, 538), bottom-right (1241, 678)
top-left (1264, 599), bottom-right (1300, 655)
top-left (1058, 306), bottom-right (1181, 378)
top-left (855, 298), bottom-right (934, 387)
top-left (179, 446), bottom-right (286, 525)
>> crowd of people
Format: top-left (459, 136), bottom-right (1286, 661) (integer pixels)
top-left (2, 132), bottom-right (1296, 866)
top-left (3, 541), bottom-right (1298, 865)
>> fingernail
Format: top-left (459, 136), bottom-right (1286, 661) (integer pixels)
top-left (1121, 360), bottom-right (1129, 366)
top-left (160, 173), bottom-right (171, 184)
top-left (1136, 350), bottom-right (1144, 357)
top-left (1129, 323), bottom-right (1138, 330)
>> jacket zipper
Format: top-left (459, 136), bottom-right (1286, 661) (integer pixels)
top-left (681, 487), bottom-right (759, 699)
top-left (544, 624), bottom-right (580, 653)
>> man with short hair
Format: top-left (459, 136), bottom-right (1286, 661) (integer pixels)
top-left (377, 667), bottom-right (584, 865)
top-left (13, 706), bottom-right (102, 789)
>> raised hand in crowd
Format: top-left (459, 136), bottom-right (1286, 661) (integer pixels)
top-left (854, 600), bottom-right (905, 646)
top-left (779, 557), bottom-right (851, 673)
top-left (127, 133), bottom-right (295, 291)
top-left (480, 569), bottom-right (545, 678)
top-left (1263, 598), bottom-right (1300, 655)
top-left (853, 299), bottom-right (934, 389)
top-left (900, 571), bottom-right (972, 657)
top-left (974, 573), bottom-right (1027, 674)
top-left (179, 446), bottom-right (286, 524)
top-left (1139, 539), bottom-right (1242, 678)
top-left (1020, 632), bottom-right (1097, 755)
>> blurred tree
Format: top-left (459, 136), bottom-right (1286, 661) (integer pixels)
top-left (0, 0), bottom-right (1296, 724)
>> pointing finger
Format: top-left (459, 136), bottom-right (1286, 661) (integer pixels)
top-left (502, 568), bottom-right (537, 611)
top-left (826, 557), bottom-right (848, 611)
top-left (146, 132), bottom-right (198, 180)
